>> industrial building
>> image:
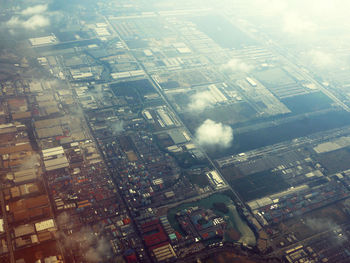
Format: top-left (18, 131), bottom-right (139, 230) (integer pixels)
top-left (29, 35), bottom-right (58, 46)
top-left (42, 147), bottom-right (69, 171)
top-left (206, 170), bottom-right (228, 190)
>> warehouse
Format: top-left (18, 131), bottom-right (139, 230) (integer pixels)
top-left (42, 146), bottom-right (69, 171)
top-left (29, 35), bottom-right (58, 46)
top-left (206, 170), bottom-right (227, 190)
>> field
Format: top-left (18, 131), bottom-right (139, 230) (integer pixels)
top-left (192, 15), bottom-right (256, 49)
top-left (110, 79), bottom-right (156, 105)
top-left (226, 170), bottom-right (290, 201)
top-left (281, 92), bottom-right (333, 114)
top-left (211, 109), bottom-right (350, 158)
top-left (187, 172), bottom-right (210, 187)
top-left (254, 68), bottom-right (295, 87)
top-left (316, 147), bottom-right (350, 174)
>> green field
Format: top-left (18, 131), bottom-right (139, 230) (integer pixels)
top-left (228, 170), bottom-right (290, 201)
top-left (187, 172), bottom-right (210, 187)
top-left (192, 15), bottom-right (256, 49)
top-left (254, 68), bottom-right (295, 87)
top-left (281, 92), bottom-right (333, 114)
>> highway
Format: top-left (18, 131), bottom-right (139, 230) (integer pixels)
top-left (155, 187), bottom-right (230, 211)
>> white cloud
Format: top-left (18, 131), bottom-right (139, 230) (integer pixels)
top-left (282, 12), bottom-right (317, 35)
top-left (195, 119), bottom-right (233, 149)
top-left (85, 238), bottom-right (111, 263)
top-left (251, 0), bottom-right (288, 17)
top-left (24, 15), bottom-right (50, 29)
top-left (307, 50), bottom-right (335, 69)
top-left (21, 4), bottom-right (48, 16)
top-left (221, 58), bottom-right (253, 73)
top-left (305, 217), bottom-right (348, 244)
top-left (111, 120), bottom-right (124, 134)
top-left (6, 4), bottom-right (51, 31)
top-left (244, 1), bottom-right (328, 37)
top-left (6, 17), bottom-right (21, 27)
top-left (18, 154), bottom-right (40, 170)
top-left (188, 91), bottom-right (215, 112)
top-left (58, 226), bottom-right (111, 263)
top-left (6, 14), bottom-right (50, 30)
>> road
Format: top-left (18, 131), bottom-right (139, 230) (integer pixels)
top-left (155, 187), bottom-right (231, 211)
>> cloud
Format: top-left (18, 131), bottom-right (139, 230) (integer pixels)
top-left (58, 226), bottom-right (112, 263)
top-left (18, 154), bottom-right (40, 170)
top-left (56, 212), bottom-right (71, 226)
top-left (305, 217), bottom-right (337, 232)
top-left (251, 0), bottom-right (288, 17)
top-left (21, 4), bottom-right (48, 16)
top-left (245, 1), bottom-right (322, 37)
top-left (85, 237), bottom-right (111, 262)
top-left (195, 119), bottom-right (233, 149)
top-left (6, 4), bottom-right (51, 30)
top-left (188, 91), bottom-right (215, 112)
top-left (282, 12), bottom-right (317, 35)
top-left (6, 14), bottom-right (50, 30)
top-left (307, 50), bottom-right (336, 70)
top-left (111, 120), bottom-right (124, 134)
top-left (24, 15), bottom-right (50, 29)
top-left (221, 58), bottom-right (253, 73)
top-left (6, 17), bottom-right (22, 28)
top-left (305, 217), bottom-right (348, 244)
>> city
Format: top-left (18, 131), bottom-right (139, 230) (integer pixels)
top-left (1, 0), bottom-right (350, 262)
